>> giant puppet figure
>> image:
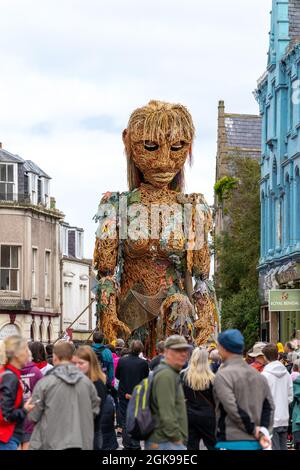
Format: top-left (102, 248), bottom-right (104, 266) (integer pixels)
top-left (93, 100), bottom-right (218, 354)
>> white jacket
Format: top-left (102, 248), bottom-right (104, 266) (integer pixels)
top-left (262, 361), bottom-right (293, 428)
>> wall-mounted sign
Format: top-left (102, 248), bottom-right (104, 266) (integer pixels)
top-left (269, 289), bottom-right (300, 312)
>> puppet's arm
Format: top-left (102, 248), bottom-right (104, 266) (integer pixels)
top-left (93, 193), bottom-right (130, 341)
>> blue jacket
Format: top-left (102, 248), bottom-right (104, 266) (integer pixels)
top-left (91, 344), bottom-right (114, 386)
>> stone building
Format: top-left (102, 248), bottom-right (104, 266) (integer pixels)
top-left (60, 221), bottom-right (95, 342)
top-left (256, 0), bottom-right (300, 342)
top-left (214, 101), bottom-right (261, 276)
top-left (0, 143), bottom-right (63, 341)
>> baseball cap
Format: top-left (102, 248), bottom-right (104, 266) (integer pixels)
top-left (164, 335), bottom-right (192, 350)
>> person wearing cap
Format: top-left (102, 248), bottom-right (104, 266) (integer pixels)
top-left (145, 335), bottom-right (191, 451)
top-left (249, 342), bottom-right (267, 373)
top-left (213, 329), bottom-right (274, 450)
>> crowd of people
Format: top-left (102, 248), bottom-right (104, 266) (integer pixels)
top-left (0, 329), bottom-right (300, 451)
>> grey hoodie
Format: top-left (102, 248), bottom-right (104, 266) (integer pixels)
top-left (28, 364), bottom-right (100, 450)
top-left (262, 361), bottom-right (293, 428)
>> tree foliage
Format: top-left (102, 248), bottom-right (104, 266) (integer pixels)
top-left (214, 157), bottom-right (260, 349)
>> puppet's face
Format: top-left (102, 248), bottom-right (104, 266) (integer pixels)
top-left (128, 135), bottom-right (191, 188)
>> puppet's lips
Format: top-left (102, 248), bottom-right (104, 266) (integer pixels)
top-left (151, 172), bottom-right (176, 181)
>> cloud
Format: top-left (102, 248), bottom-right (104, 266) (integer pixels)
top-left (0, 0), bottom-right (272, 256)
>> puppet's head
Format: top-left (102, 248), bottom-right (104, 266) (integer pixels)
top-left (123, 100), bottom-right (195, 191)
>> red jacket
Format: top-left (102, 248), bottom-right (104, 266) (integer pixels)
top-left (0, 364), bottom-right (24, 443)
top-left (250, 361), bottom-right (265, 373)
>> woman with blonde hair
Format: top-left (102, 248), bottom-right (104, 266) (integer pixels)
top-left (73, 345), bottom-right (118, 450)
top-left (0, 336), bottom-right (35, 450)
top-left (181, 347), bottom-right (216, 450)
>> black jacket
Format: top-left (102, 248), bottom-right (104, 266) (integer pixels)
top-left (0, 368), bottom-right (26, 442)
top-left (115, 354), bottom-right (149, 397)
top-left (101, 395), bottom-right (118, 450)
top-left (181, 376), bottom-right (215, 417)
top-left (93, 379), bottom-right (107, 433)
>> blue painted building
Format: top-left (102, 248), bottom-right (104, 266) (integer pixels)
top-left (256, 0), bottom-right (300, 342)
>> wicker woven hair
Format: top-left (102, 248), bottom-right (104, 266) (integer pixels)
top-left (124, 100), bottom-right (195, 192)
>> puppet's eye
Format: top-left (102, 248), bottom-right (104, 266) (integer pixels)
top-left (144, 141), bottom-right (159, 151)
top-left (171, 141), bottom-right (186, 151)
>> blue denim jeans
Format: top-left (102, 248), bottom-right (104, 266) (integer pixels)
top-left (0, 437), bottom-right (20, 450)
top-left (145, 441), bottom-right (187, 451)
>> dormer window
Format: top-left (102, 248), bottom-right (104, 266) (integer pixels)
top-left (31, 174), bottom-right (37, 205)
top-left (0, 164), bottom-right (16, 201)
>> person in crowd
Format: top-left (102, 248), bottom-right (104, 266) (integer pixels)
top-left (20, 354), bottom-right (43, 450)
top-left (292, 372), bottom-right (300, 450)
top-left (291, 359), bottom-right (300, 382)
top-left (181, 347), bottom-right (216, 450)
top-left (261, 343), bottom-right (293, 450)
top-left (214, 329), bottom-right (274, 450)
top-left (0, 336), bottom-right (35, 450)
top-left (115, 340), bottom-right (149, 450)
top-left (245, 348), bottom-right (254, 365)
top-left (91, 332), bottom-right (114, 387)
top-left (120, 348), bottom-right (130, 357)
top-left (277, 343), bottom-right (285, 354)
top-left (248, 342), bottom-right (267, 372)
top-left (73, 345), bottom-right (117, 450)
top-left (115, 339), bottom-right (125, 357)
top-left (285, 341), bottom-right (295, 355)
top-left (209, 348), bottom-right (221, 374)
top-left (45, 344), bottom-right (54, 366)
top-left (149, 341), bottom-right (165, 371)
top-left (145, 335), bottom-right (191, 451)
top-left (29, 341), bottom-right (53, 375)
top-left (28, 341), bottom-right (100, 450)
top-left (106, 344), bottom-right (121, 435)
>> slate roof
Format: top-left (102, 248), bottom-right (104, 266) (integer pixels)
top-left (289, 0), bottom-right (300, 44)
top-left (24, 160), bottom-right (51, 179)
top-left (0, 147), bottom-right (51, 179)
top-left (0, 148), bottom-right (24, 164)
top-left (224, 114), bottom-right (262, 152)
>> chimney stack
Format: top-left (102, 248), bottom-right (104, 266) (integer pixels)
top-left (0, 143), bottom-right (2, 149)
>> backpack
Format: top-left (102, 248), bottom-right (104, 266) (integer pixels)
top-left (126, 364), bottom-right (178, 441)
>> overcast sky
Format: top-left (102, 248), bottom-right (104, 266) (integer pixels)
top-left (0, 0), bottom-right (272, 257)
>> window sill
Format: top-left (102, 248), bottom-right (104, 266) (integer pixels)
top-left (0, 291), bottom-right (20, 295)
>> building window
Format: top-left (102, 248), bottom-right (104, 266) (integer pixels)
top-left (0, 245), bottom-right (19, 291)
top-left (0, 164), bottom-right (15, 201)
top-left (284, 174), bottom-right (291, 248)
top-left (76, 232), bottom-right (83, 259)
top-left (44, 179), bottom-right (49, 207)
top-left (272, 82), bottom-right (277, 137)
top-left (32, 248), bottom-right (38, 297)
top-left (37, 178), bottom-right (42, 204)
top-left (45, 251), bottom-right (51, 299)
top-left (31, 174), bottom-right (37, 205)
top-left (289, 78), bottom-right (294, 130)
top-left (68, 230), bottom-right (76, 257)
top-left (296, 167), bottom-right (300, 242)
